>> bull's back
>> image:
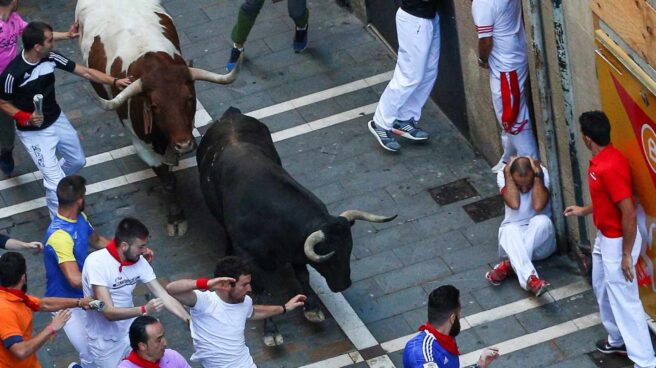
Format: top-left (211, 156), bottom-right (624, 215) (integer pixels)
top-left (76, 0), bottom-right (179, 74)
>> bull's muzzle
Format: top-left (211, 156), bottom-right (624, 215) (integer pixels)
top-left (174, 139), bottom-right (196, 154)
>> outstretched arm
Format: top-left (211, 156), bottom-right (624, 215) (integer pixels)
top-left (146, 280), bottom-right (191, 323)
top-left (251, 294), bottom-right (306, 321)
top-left (73, 64), bottom-right (131, 89)
top-left (165, 277), bottom-right (235, 307)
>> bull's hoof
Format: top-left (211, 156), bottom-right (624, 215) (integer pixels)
top-left (304, 309), bottom-right (325, 323)
top-left (166, 220), bottom-right (188, 237)
top-left (263, 332), bottom-right (284, 347)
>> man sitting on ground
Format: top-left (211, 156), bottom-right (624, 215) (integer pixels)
top-left (486, 156), bottom-right (556, 296)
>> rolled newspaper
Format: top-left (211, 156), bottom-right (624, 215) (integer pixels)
top-left (88, 299), bottom-right (106, 312)
top-left (32, 94), bottom-right (43, 127)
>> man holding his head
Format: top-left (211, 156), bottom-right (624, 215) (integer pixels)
top-left (403, 285), bottom-right (499, 368)
top-left (564, 111), bottom-right (656, 368)
top-left (81, 217), bottom-right (190, 368)
top-left (486, 156), bottom-right (555, 296)
top-left (117, 316), bottom-right (190, 368)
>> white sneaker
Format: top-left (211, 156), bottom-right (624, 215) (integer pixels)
top-left (491, 159), bottom-right (506, 173)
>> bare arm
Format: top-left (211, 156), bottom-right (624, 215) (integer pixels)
top-left (92, 284), bottom-right (151, 321)
top-left (8, 310), bottom-right (71, 360)
top-left (530, 161), bottom-right (549, 212)
top-left (52, 22), bottom-right (79, 41)
top-left (0, 98), bottom-right (20, 117)
top-left (618, 197), bottom-right (637, 282)
top-left (4, 238), bottom-right (42, 252)
top-left (250, 295), bottom-right (306, 321)
top-left (166, 277), bottom-right (235, 308)
top-left (88, 232), bottom-right (109, 250)
top-left (58, 262), bottom-right (82, 290)
top-left (478, 37), bottom-right (493, 68)
top-left (563, 204), bottom-right (593, 217)
top-left (39, 296), bottom-right (90, 312)
top-left (72, 65), bottom-right (131, 89)
top-left (146, 280), bottom-right (191, 323)
top-left (501, 166), bottom-right (520, 210)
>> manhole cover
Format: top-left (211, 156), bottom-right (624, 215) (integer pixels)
top-left (463, 195), bottom-right (505, 223)
top-left (427, 178), bottom-right (479, 206)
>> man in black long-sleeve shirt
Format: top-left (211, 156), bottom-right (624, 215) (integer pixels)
top-left (368, 0), bottom-right (440, 152)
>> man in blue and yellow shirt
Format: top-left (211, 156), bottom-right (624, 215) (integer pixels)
top-left (43, 174), bottom-right (109, 367)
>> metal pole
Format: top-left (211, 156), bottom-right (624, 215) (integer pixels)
top-left (527, 0), bottom-right (568, 252)
top-left (549, 0), bottom-right (591, 250)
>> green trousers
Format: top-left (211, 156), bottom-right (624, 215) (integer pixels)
top-left (231, 0), bottom-right (309, 45)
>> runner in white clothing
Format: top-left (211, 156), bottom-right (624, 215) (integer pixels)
top-left (166, 256), bottom-right (306, 368)
top-left (486, 156), bottom-right (555, 297)
top-left (472, 0), bottom-right (539, 172)
top-left (81, 217), bottom-right (190, 368)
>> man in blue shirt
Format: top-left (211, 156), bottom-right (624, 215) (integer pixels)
top-left (403, 285), bottom-right (499, 368)
top-left (43, 174), bottom-right (109, 368)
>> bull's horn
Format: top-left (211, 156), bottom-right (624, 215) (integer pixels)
top-left (339, 210), bottom-right (397, 223)
top-left (96, 79), bottom-right (143, 110)
top-left (304, 230), bottom-right (334, 263)
top-left (189, 54), bottom-right (242, 84)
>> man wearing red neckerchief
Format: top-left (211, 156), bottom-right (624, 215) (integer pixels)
top-left (0, 252), bottom-right (95, 368)
top-left (117, 316), bottom-right (190, 368)
top-left (81, 217), bottom-right (190, 368)
top-left (403, 285), bottom-right (499, 368)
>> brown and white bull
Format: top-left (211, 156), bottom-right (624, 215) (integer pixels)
top-left (75, 0), bottom-right (241, 235)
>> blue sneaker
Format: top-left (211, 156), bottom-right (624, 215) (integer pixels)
top-left (226, 47), bottom-right (243, 72)
top-left (293, 25), bottom-right (308, 53)
top-left (0, 150), bottom-right (14, 176)
top-left (392, 119), bottom-right (430, 141)
top-left (67, 363), bottom-right (82, 368)
top-left (368, 120), bottom-right (400, 152)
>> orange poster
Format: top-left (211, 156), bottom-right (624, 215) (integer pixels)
top-left (596, 31), bottom-right (656, 318)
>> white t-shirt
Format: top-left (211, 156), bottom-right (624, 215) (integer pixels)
top-left (472, 0), bottom-right (528, 74)
top-left (497, 165), bottom-right (552, 226)
top-left (82, 249), bottom-right (157, 341)
top-left (189, 291), bottom-right (255, 368)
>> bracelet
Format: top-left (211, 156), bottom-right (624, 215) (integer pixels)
top-left (46, 325), bottom-right (57, 337)
top-left (112, 77), bottom-right (118, 88)
top-left (140, 305), bottom-right (147, 315)
top-left (281, 304), bottom-right (287, 314)
top-left (76, 298), bottom-right (81, 308)
top-left (196, 278), bottom-right (210, 291)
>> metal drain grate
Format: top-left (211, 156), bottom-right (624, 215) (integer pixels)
top-left (427, 178), bottom-right (479, 206)
top-left (463, 195), bottom-right (505, 223)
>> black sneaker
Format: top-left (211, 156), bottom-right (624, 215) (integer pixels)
top-left (0, 149), bottom-right (14, 176)
top-left (595, 339), bottom-right (627, 355)
top-left (293, 25), bottom-right (308, 53)
top-left (226, 47), bottom-right (243, 72)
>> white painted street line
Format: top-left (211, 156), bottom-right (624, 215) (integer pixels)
top-left (299, 352), bottom-right (363, 368)
top-left (0, 103), bottom-right (377, 219)
top-left (380, 279), bottom-right (592, 354)
top-left (0, 71), bottom-right (391, 193)
top-left (459, 312), bottom-right (601, 366)
top-left (206, 70), bottom-right (393, 123)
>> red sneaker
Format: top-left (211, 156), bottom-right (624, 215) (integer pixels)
top-left (485, 260), bottom-right (512, 286)
top-left (527, 275), bottom-right (550, 297)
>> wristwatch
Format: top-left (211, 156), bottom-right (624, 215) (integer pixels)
top-left (477, 57), bottom-right (488, 66)
top-left (535, 171), bottom-right (544, 180)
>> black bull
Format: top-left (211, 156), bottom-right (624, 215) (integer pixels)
top-left (196, 107), bottom-right (396, 345)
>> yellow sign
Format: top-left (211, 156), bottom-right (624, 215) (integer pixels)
top-left (596, 32), bottom-right (656, 317)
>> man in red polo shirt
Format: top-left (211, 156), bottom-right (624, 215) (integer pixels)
top-left (564, 111), bottom-right (656, 368)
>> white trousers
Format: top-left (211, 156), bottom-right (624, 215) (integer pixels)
top-left (54, 308), bottom-right (92, 367)
top-left (87, 335), bottom-right (131, 368)
top-left (592, 230), bottom-right (656, 368)
top-left (372, 8), bottom-right (440, 130)
top-left (498, 215), bottom-right (556, 290)
top-left (15, 113), bottom-right (86, 218)
top-left (489, 66), bottom-right (539, 161)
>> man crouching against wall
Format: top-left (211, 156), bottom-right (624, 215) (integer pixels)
top-left (485, 156), bottom-right (556, 296)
